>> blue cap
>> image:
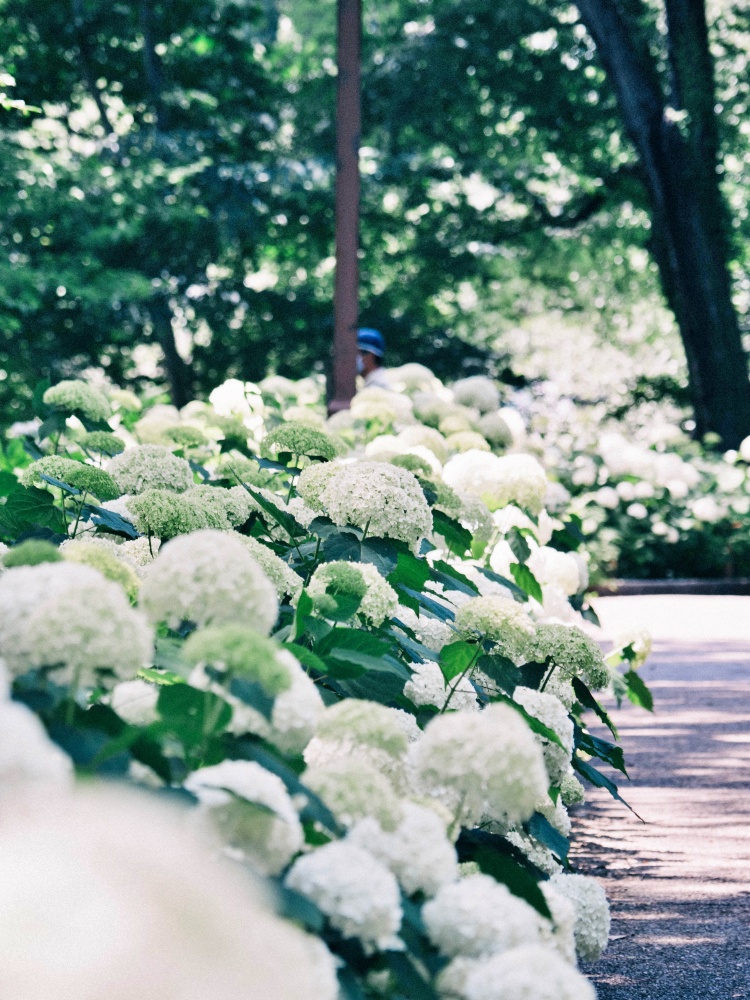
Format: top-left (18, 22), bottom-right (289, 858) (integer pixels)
top-left (357, 328), bottom-right (385, 358)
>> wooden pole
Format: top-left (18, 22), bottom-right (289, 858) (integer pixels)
top-left (328, 0), bottom-right (361, 414)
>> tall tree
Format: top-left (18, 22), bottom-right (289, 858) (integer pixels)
top-left (574, 0), bottom-right (750, 446)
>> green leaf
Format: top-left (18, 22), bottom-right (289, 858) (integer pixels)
top-left (527, 812), bottom-right (569, 861)
top-left (476, 566), bottom-right (528, 603)
top-left (472, 846), bottom-right (552, 920)
top-left (0, 471), bottom-right (18, 497)
top-left (430, 558), bottom-right (480, 596)
top-left (439, 640), bottom-right (478, 683)
top-left (385, 953), bottom-right (439, 1000)
top-left (153, 636), bottom-right (189, 674)
top-left (242, 484), bottom-right (307, 539)
top-left (571, 677), bottom-right (619, 739)
top-left (476, 653), bottom-right (521, 694)
top-left (387, 550), bottom-right (430, 592)
top-left (320, 530), bottom-right (361, 563)
top-left (157, 684), bottom-right (232, 749)
top-left (624, 669), bottom-right (654, 712)
top-left (575, 726), bottom-right (629, 776)
top-left (574, 755), bottom-right (643, 819)
top-left (137, 667), bottom-right (185, 686)
top-left (81, 502), bottom-right (140, 539)
top-left (291, 589), bottom-right (314, 642)
top-left (227, 677), bottom-right (276, 720)
top-left (0, 484), bottom-right (67, 538)
top-left (317, 627), bottom-right (394, 658)
top-left (39, 474), bottom-right (80, 495)
top-left (507, 527), bottom-right (532, 563)
top-left (360, 536), bottom-right (399, 576)
top-left (400, 588), bottom-right (456, 621)
top-left (432, 509), bottom-right (472, 555)
top-left (320, 590), bottom-right (363, 621)
top-left (325, 648), bottom-right (410, 680)
top-left (285, 643), bottom-right (329, 675)
top-left (509, 562), bottom-right (543, 603)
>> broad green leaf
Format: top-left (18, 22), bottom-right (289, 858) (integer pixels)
top-left (439, 640), bottom-right (478, 683)
top-left (0, 471), bottom-right (18, 497)
top-left (400, 587), bottom-right (455, 621)
top-left (527, 812), bottom-right (569, 861)
top-left (360, 536), bottom-right (399, 576)
top-left (387, 550), bottom-right (430, 592)
top-left (476, 566), bottom-right (528, 603)
top-left (241, 484), bottom-right (307, 538)
top-left (471, 846), bottom-right (552, 920)
top-left (285, 643), bottom-right (329, 675)
top-left (507, 526), bottom-right (532, 563)
top-left (432, 509), bottom-right (472, 556)
top-left (574, 755), bottom-right (643, 819)
top-left (227, 677), bottom-right (276, 720)
top-left (320, 530), bottom-right (361, 563)
top-left (317, 627), bottom-right (394, 658)
top-left (39, 474), bottom-right (80, 495)
top-left (157, 684), bottom-right (232, 748)
top-left (571, 677), bottom-right (619, 739)
top-left (509, 562), bottom-right (543, 603)
top-left (137, 667), bottom-right (185, 686)
top-left (385, 952), bottom-right (439, 1000)
top-left (0, 484), bottom-right (67, 538)
top-left (291, 589), bottom-right (314, 641)
top-left (574, 726), bottom-right (629, 776)
top-left (430, 558), bottom-right (480, 596)
top-left (624, 669), bottom-right (654, 712)
top-left (318, 590), bottom-right (363, 621)
top-left (81, 502), bottom-right (140, 539)
top-left (476, 653), bottom-right (521, 694)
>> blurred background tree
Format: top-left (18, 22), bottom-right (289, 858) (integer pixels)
top-left (1, 0), bottom-right (749, 442)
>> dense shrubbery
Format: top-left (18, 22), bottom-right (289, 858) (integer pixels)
top-left (0, 370), bottom-right (652, 998)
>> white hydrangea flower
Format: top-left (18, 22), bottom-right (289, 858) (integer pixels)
top-left (454, 595), bottom-right (536, 660)
top-left (404, 658), bottom-right (477, 713)
top-left (185, 760), bottom-right (304, 876)
top-left (139, 530), bottom-right (278, 633)
top-left (463, 944), bottom-right (597, 1000)
top-left (525, 624), bottom-right (609, 691)
top-left (303, 757), bottom-right (403, 831)
top-left (297, 461), bottom-right (432, 550)
top-left (512, 687), bottom-right (574, 785)
top-left (107, 444), bottom-right (194, 494)
top-left (237, 535), bottom-right (303, 601)
top-left (348, 802), bottom-right (458, 897)
top-left (539, 883), bottom-right (577, 965)
top-left (504, 829), bottom-right (562, 877)
top-left (560, 770), bottom-right (586, 806)
top-left (443, 451), bottom-right (548, 515)
top-left (452, 376), bottom-right (500, 414)
top-left (549, 873), bottom-right (611, 961)
top-left (285, 841), bottom-right (403, 952)
top-left (0, 700), bottom-right (72, 791)
top-left (0, 562), bottom-right (153, 688)
top-left (526, 547), bottom-right (583, 597)
top-left (0, 786), bottom-right (338, 1000)
top-left (120, 535), bottom-right (161, 568)
top-left (423, 874), bottom-right (542, 959)
top-left (190, 649), bottom-right (323, 756)
top-left (306, 561), bottom-right (398, 626)
top-left (109, 679), bottom-right (159, 726)
top-left (407, 704), bottom-right (548, 830)
top-left (611, 627), bottom-right (652, 669)
top-left (394, 604), bottom-right (455, 653)
top-left (350, 385), bottom-right (414, 423)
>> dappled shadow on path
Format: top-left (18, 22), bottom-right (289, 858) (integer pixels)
top-left (572, 639), bottom-right (750, 999)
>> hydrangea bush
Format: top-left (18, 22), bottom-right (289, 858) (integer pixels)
top-left (0, 372), bottom-right (655, 999)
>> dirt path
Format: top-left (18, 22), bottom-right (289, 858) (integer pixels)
top-left (573, 596), bottom-right (750, 999)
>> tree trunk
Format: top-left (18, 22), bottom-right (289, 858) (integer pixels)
top-left (150, 298), bottom-right (193, 410)
top-left (576, 0), bottom-right (750, 447)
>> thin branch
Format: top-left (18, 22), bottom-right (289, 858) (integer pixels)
top-left (138, 0), bottom-right (168, 131)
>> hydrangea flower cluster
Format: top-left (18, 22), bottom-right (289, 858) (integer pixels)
top-left (408, 704), bottom-right (548, 829)
top-left (297, 461), bottom-right (432, 549)
top-left (0, 562), bottom-right (152, 688)
top-left (43, 379), bottom-right (111, 423)
top-left (307, 560), bottom-right (397, 626)
top-left (21, 456), bottom-right (120, 500)
top-left (454, 595), bottom-right (536, 660)
top-left (139, 530), bottom-right (278, 633)
top-left (107, 444), bottom-right (194, 494)
top-left (443, 451), bottom-right (549, 514)
top-left (526, 623), bottom-right (610, 690)
top-left (262, 421), bottom-right (339, 461)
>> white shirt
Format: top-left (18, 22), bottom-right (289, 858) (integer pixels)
top-left (363, 367), bottom-right (393, 390)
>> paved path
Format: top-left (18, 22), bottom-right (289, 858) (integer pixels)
top-left (574, 596), bottom-right (750, 999)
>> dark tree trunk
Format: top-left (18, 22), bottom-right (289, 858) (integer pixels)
top-left (150, 298), bottom-right (193, 410)
top-left (576, 0), bottom-right (750, 447)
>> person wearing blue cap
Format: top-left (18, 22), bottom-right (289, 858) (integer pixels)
top-left (356, 328), bottom-right (392, 390)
